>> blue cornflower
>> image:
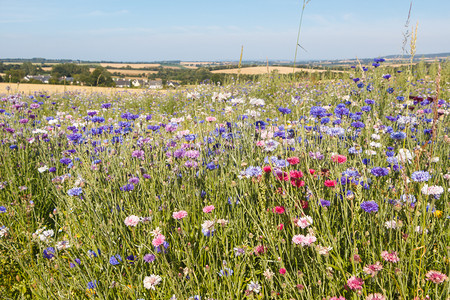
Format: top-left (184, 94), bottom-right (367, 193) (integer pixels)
top-left (87, 280), bottom-right (97, 290)
top-left (60, 158), bottom-right (72, 165)
top-left (109, 254), bottom-right (122, 265)
top-left (360, 201), bottom-right (379, 213)
top-left (351, 121), bottom-right (365, 128)
top-left (371, 167), bottom-right (389, 177)
top-left (120, 184), bottom-right (134, 192)
top-left (390, 131), bottom-right (406, 140)
top-left (67, 187), bottom-right (82, 196)
top-left (278, 107), bottom-right (292, 114)
top-left (219, 267), bottom-right (234, 277)
top-left (101, 103), bottom-right (112, 109)
top-left (43, 247), bottom-right (56, 259)
top-left (319, 199), bottom-right (331, 207)
top-left (310, 106), bottom-right (327, 118)
top-left (245, 166), bottom-right (262, 177)
top-left (411, 171), bottom-right (431, 182)
top-left (0, 206), bottom-right (6, 213)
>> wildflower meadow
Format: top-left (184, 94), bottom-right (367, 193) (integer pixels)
top-left (0, 60), bottom-right (449, 299)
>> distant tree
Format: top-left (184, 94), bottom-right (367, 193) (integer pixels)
top-left (21, 62), bottom-right (37, 75)
top-left (51, 63), bottom-right (90, 78)
top-left (5, 69), bottom-right (25, 83)
top-left (88, 67), bottom-right (115, 87)
top-left (0, 74), bottom-right (3, 82)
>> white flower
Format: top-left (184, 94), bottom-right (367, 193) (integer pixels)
top-left (263, 269), bottom-right (275, 280)
top-left (38, 166), bottom-right (49, 173)
top-left (143, 274), bottom-right (162, 290)
top-left (245, 109), bottom-right (261, 118)
top-left (249, 98), bottom-right (265, 106)
top-left (316, 245), bottom-right (333, 255)
top-left (201, 220), bottom-right (215, 231)
top-left (263, 139), bottom-right (279, 152)
top-left (56, 240), bottom-right (70, 250)
top-left (371, 134), bottom-right (381, 140)
top-left (421, 184), bottom-right (444, 196)
top-left (365, 150), bottom-right (377, 156)
top-left (39, 229), bottom-right (54, 242)
top-left (0, 226), bottom-right (8, 238)
top-left (150, 227), bottom-right (162, 237)
top-left (384, 220), bottom-right (402, 229)
top-left (430, 157), bottom-right (439, 163)
top-left (369, 142), bottom-right (382, 148)
top-left (415, 226), bottom-right (428, 234)
top-left (247, 281), bottom-right (261, 293)
top-left (397, 149), bottom-right (414, 163)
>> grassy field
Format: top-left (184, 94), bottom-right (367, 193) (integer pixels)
top-left (0, 60), bottom-right (449, 300)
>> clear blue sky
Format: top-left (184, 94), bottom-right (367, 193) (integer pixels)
top-left (1, 0), bottom-right (449, 61)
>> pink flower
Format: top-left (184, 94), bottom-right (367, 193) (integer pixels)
top-left (273, 206), bottom-right (285, 214)
top-left (347, 276), bottom-right (364, 290)
top-left (287, 157), bottom-right (300, 165)
top-left (332, 154), bottom-right (347, 164)
top-left (330, 297), bottom-right (346, 300)
top-left (363, 261), bottom-right (383, 277)
top-left (152, 234), bottom-right (165, 247)
top-left (124, 215), bottom-right (140, 227)
top-left (292, 234), bottom-right (316, 246)
top-left (366, 294), bottom-right (386, 300)
top-left (279, 268), bottom-right (286, 275)
top-left (205, 116), bottom-right (216, 122)
top-left (202, 205), bottom-right (215, 213)
top-left (324, 180), bottom-right (337, 187)
top-left (425, 270), bottom-right (448, 284)
top-left (172, 210), bottom-right (188, 220)
top-left (256, 140), bottom-right (265, 147)
top-left (296, 216), bottom-right (313, 229)
top-left (381, 251), bottom-right (400, 263)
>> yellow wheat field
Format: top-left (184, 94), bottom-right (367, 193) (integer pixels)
top-left (211, 66), bottom-right (340, 75)
top-left (0, 82), bottom-right (170, 95)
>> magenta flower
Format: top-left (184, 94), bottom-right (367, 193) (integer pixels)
top-left (347, 276), bottom-right (364, 290)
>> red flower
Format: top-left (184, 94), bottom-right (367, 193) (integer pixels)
top-left (287, 157), bottom-right (300, 165)
top-left (300, 200), bottom-right (309, 209)
top-left (277, 223), bottom-right (284, 230)
top-left (309, 169), bottom-right (316, 175)
top-left (324, 180), bottom-right (337, 187)
top-left (263, 165), bottom-right (272, 173)
top-left (289, 170), bottom-right (304, 179)
top-left (276, 171), bottom-right (289, 181)
top-left (273, 206), bottom-right (285, 214)
top-left (291, 179), bottom-right (305, 188)
top-left (332, 154), bottom-right (347, 164)
top-left (279, 268), bottom-right (287, 275)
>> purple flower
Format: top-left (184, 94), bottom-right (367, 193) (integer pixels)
top-left (371, 167), bottom-right (389, 177)
top-left (319, 199), bottom-right (331, 207)
top-left (143, 253), bottom-right (155, 263)
top-left (60, 158), bottom-right (72, 165)
top-left (128, 177), bottom-right (140, 184)
top-left (120, 184), bottom-right (134, 192)
top-left (390, 132), bottom-right (406, 140)
top-left (43, 247), bottom-right (56, 259)
top-left (360, 201), bottom-right (379, 213)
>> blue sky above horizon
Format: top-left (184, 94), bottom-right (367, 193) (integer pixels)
top-left (1, 0), bottom-right (449, 62)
